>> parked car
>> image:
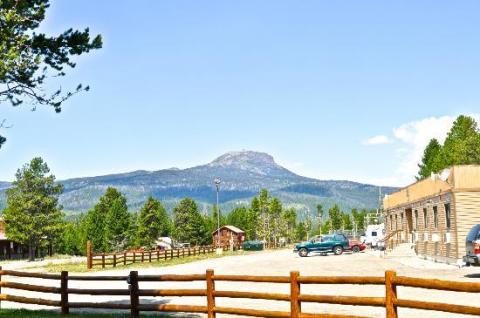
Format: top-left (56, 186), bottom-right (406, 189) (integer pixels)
top-left (463, 224), bottom-right (480, 266)
top-left (294, 234), bottom-right (349, 257)
top-left (348, 239), bottom-right (366, 253)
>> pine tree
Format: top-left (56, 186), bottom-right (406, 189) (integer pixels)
top-left (440, 115), bottom-right (480, 167)
top-left (3, 157), bottom-right (64, 261)
top-left (173, 198), bottom-right (208, 245)
top-left (328, 204), bottom-right (343, 231)
top-left (417, 138), bottom-right (442, 179)
top-left (84, 187), bottom-right (130, 252)
top-left (105, 193), bottom-right (131, 252)
top-left (137, 197), bottom-right (170, 248)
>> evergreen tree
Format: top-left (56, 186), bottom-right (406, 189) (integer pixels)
top-left (440, 115), bottom-right (480, 167)
top-left (282, 208), bottom-right (297, 243)
top-left (328, 204), bottom-right (342, 231)
top-left (104, 192), bottom-right (131, 252)
top-left (2, 157), bottom-right (64, 261)
top-left (173, 198), bottom-right (208, 245)
top-left (0, 0), bottom-right (102, 148)
top-left (417, 138), bottom-right (442, 179)
top-left (227, 207), bottom-right (251, 235)
top-left (137, 197), bottom-right (170, 248)
top-left (341, 212), bottom-right (353, 231)
top-left (269, 198), bottom-right (283, 244)
top-left (84, 187), bottom-right (130, 252)
top-left (316, 204), bottom-right (324, 234)
top-left (295, 222), bottom-right (307, 241)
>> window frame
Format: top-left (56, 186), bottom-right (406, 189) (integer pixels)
top-left (445, 203), bottom-right (451, 230)
top-left (433, 206), bottom-right (438, 229)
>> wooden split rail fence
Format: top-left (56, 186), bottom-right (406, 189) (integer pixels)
top-left (87, 243), bottom-right (219, 269)
top-left (1, 266), bottom-right (480, 317)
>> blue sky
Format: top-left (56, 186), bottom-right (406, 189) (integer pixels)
top-left (1, 1), bottom-right (480, 186)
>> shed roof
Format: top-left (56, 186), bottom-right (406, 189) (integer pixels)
top-left (212, 225), bottom-right (245, 234)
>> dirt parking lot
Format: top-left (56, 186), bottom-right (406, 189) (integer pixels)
top-left (2, 249), bottom-right (480, 317)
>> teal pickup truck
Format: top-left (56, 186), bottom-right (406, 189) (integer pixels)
top-left (294, 234), bottom-right (349, 257)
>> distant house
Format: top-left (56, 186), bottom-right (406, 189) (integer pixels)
top-left (212, 225), bottom-right (245, 248)
top-left (383, 165), bottom-right (480, 265)
top-left (0, 217), bottom-right (25, 260)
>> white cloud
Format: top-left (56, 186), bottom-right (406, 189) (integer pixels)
top-left (368, 114), bottom-right (480, 187)
top-left (364, 135), bottom-right (392, 145)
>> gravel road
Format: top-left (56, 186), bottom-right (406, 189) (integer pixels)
top-left (2, 249), bottom-right (480, 317)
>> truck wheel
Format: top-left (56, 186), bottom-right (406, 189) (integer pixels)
top-left (333, 246), bottom-right (344, 255)
top-left (352, 246), bottom-right (360, 253)
top-left (298, 248), bottom-right (309, 257)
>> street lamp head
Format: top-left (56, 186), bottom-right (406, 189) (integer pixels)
top-left (214, 178), bottom-right (221, 186)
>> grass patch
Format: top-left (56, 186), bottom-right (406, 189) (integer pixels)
top-left (25, 250), bottom-right (252, 273)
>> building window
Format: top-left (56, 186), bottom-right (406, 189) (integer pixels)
top-left (423, 208), bottom-right (428, 228)
top-left (414, 210), bottom-right (418, 230)
top-left (390, 215), bottom-right (393, 230)
top-left (433, 206), bottom-right (438, 229)
top-left (445, 203), bottom-right (451, 229)
top-left (395, 215), bottom-right (398, 230)
top-left (401, 213), bottom-right (404, 230)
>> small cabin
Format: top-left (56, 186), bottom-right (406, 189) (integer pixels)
top-left (0, 217), bottom-right (25, 260)
top-left (212, 225), bottom-right (245, 248)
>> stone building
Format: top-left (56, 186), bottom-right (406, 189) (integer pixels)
top-left (383, 165), bottom-right (480, 265)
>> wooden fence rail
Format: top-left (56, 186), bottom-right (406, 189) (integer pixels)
top-left (1, 266), bottom-right (480, 317)
top-left (88, 245), bottom-right (219, 269)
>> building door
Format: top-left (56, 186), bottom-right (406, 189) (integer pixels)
top-left (405, 208), bottom-right (413, 242)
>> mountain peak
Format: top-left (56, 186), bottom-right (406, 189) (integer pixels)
top-left (209, 151), bottom-right (276, 167)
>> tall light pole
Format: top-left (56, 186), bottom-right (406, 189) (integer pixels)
top-left (214, 178), bottom-right (221, 247)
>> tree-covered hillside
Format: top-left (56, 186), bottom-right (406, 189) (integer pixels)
top-left (0, 151), bottom-right (397, 216)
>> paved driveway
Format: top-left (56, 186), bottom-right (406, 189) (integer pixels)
top-left (2, 249), bottom-right (480, 317)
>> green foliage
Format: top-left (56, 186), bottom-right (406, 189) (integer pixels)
top-left (295, 222), bottom-right (307, 241)
top-left (83, 187), bottom-right (131, 253)
top-left (0, 0), bottom-right (102, 148)
top-left (173, 198), bottom-right (208, 245)
top-left (328, 204), bottom-right (342, 231)
top-left (417, 115), bottom-right (480, 179)
top-left (351, 208), bottom-right (367, 231)
top-left (417, 139), bottom-right (442, 180)
top-left (104, 191), bottom-right (130, 252)
top-left (0, 0), bottom-right (102, 106)
top-left (136, 196), bottom-right (170, 248)
top-left (2, 157), bottom-right (64, 260)
top-left (341, 212), bottom-right (353, 231)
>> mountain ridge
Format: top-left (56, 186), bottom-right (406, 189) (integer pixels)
top-left (0, 151), bottom-right (398, 215)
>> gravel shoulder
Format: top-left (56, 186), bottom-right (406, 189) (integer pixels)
top-left (2, 249), bottom-right (480, 317)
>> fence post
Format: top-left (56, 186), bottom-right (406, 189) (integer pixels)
top-left (113, 254), bottom-right (117, 268)
top-left (171, 249), bottom-right (174, 259)
top-left (156, 250), bottom-right (159, 261)
top-left (149, 251), bottom-right (152, 263)
top-left (60, 271), bottom-right (69, 314)
top-left (133, 252), bottom-right (136, 263)
top-left (385, 270), bottom-right (398, 318)
top-left (0, 266), bottom-right (2, 310)
top-left (129, 271), bottom-right (140, 318)
top-left (141, 251), bottom-right (144, 263)
top-left (206, 269), bottom-right (216, 318)
top-left (290, 271), bottom-right (301, 318)
top-left (124, 252), bottom-right (127, 265)
top-left (86, 241), bottom-right (92, 269)
top-left (102, 253), bottom-right (105, 269)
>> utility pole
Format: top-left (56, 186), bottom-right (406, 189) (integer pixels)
top-left (214, 178), bottom-right (221, 248)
